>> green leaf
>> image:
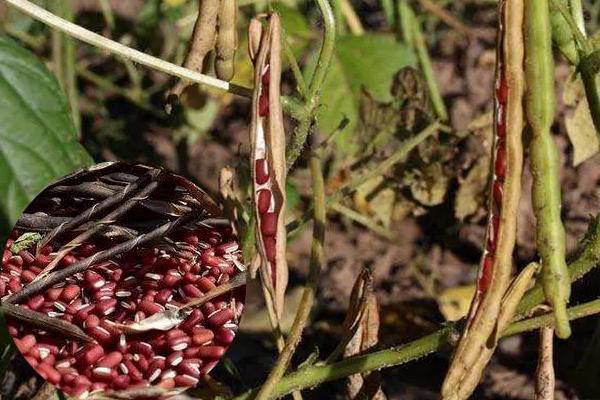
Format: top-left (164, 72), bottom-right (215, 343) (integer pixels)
top-left (10, 232), bottom-right (42, 254)
top-left (306, 34), bottom-right (415, 151)
top-left (0, 36), bottom-right (93, 238)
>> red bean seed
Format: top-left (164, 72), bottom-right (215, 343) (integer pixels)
top-left (97, 351), bottom-right (123, 368)
top-left (38, 362), bottom-right (61, 385)
top-left (46, 287), bottom-right (63, 301)
top-left (88, 326), bottom-right (113, 343)
top-left (20, 270), bottom-right (36, 284)
top-left (258, 94), bottom-right (269, 117)
top-left (191, 328), bottom-right (214, 346)
top-left (96, 298), bottom-right (117, 315)
top-left (255, 158), bottom-right (269, 184)
top-left (214, 328), bottom-right (236, 345)
top-left (208, 308), bottom-right (234, 328)
top-left (200, 360), bottom-right (219, 376)
top-left (261, 213), bottom-right (277, 236)
top-left (84, 314), bottom-right (100, 329)
top-left (264, 236), bottom-right (276, 262)
top-left (183, 284), bottom-right (203, 298)
top-left (175, 374), bottom-right (199, 387)
top-left (495, 142), bottom-right (506, 179)
top-left (60, 284), bottom-right (80, 302)
top-left (130, 342), bottom-right (154, 358)
top-left (179, 309), bottom-right (204, 332)
top-left (168, 335), bottom-right (191, 351)
top-left (256, 190), bottom-right (273, 216)
top-left (84, 271), bottom-right (106, 290)
top-left (124, 359), bottom-right (143, 382)
top-left (159, 378), bottom-right (176, 389)
top-left (167, 351), bottom-right (184, 366)
top-left (27, 295), bottom-right (45, 311)
top-left (195, 345), bottom-right (225, 359)
top-left (112, 374), bottom-right (131, 390)
top-left (139, 299), bottom-right (164, 315)
top-left (177, 359), bottom-right (201, 378)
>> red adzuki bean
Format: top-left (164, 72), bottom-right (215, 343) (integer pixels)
top-left (4, 211), bottom-right (244, 398)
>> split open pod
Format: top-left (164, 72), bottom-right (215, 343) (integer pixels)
top-left (0, 162), bottom-right (246, 399)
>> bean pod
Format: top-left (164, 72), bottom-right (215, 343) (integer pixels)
top-left (248, 14), bottom-right (288, 319)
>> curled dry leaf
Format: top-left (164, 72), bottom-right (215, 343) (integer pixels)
top-left (248, 13), bottom-right (288, 319)
top-left (343, 270), bottom-right (386, 400)
top-left (535, 326), bottom-right (555, 400)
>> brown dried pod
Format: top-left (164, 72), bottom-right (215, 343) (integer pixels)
top-left (215, 0), bottom-right (237, 81)
top-left (166, 0), bottom-right (220, 105)
top-left (248, 13), bottom-right (288, 319)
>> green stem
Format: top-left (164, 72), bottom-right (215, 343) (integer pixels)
top-left (282, 32), bottom-right (308, 99)
top-left (4, 0), bottom-right (253, 97)
top-left (526, 0), bottom-right (571, 339)
top-left (406, 2), bottom-right (448, 121)
top-left (517, 214), bottom-right (600, 316)
top-left (49, 0), bottom-right (80, 133)
top-left (330, 202), bottom-right (394, 240)
top-left (286, 0), bottom-right (336, 170)
top-left (233, 296), bottom-right (600, 400)
top-left (253, 146), bottom-right (327, 400)
top-left (247, 214), bottom-right (600, 400)
top-left (569, 0), bottom-right (586, 37)
top-left (98, 0), bottom-right (115, 30)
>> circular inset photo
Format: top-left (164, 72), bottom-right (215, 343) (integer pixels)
top-left (1, 162), bottom-right (246, 398)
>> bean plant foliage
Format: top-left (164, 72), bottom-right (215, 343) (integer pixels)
top-left (0, 36), bottom-right (92, 241)
top-left (1, 0), bottom-right (600, 399)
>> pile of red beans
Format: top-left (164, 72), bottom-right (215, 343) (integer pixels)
top-left (1, 226), bottom-right (245, 398)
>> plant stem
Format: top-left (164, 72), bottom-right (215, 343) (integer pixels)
top-left (98, 0), bottom-right (115, 30)
top-left (526, 0), bottom-right (571, 339)
top-left (1, 303), bottom-right (94, 343)
top-left (282, 32), bottom-right (308, 99)
top-left (286, 0), bottom-right (336, 170)
top-left (339, 0), bottom-right (364, 35)
top-left (404, 3), bottom-right (448, 121)
top-left (330, 202), bottom-right (394, 240)
top-left (517, 214), bottom-right (600, 316)
top-left (49, 0), bottom-right (80, 133)
top-left (253, 147), bottom-right (327, 400)
top-left (3, 0), bottom-right (253, 98)
top-left (416, 0), bottom-right (476, 38)
top-left (233, 297), bottom-right (600, 400)
top-left (569, 0), bottom-right (586, 36)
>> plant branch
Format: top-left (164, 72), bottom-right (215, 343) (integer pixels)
top-left (232, 214), bottom-right (600, 399)
top-left (253, 147), bottom-right (327, 400)
top-left (3, 0), bottom-right (253, 98)
top-left (286, 0), bottom-right (336, 170)
top-left (234, 297), bottom-right (600, 400)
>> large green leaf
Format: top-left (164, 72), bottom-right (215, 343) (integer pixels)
top-left (0, 36), bottom-right (93, 238)
top-left (306, 34), bottom-right (415, 150)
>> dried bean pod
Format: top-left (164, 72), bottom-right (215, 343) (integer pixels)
top-left (442, 1), bottom-right (525, 397)
top-left (248, 13), bottom-right (288, 319)
top-left (215, 0), bottom-right (237, 81)
top-left (167, 0), bottom-right (220, 103)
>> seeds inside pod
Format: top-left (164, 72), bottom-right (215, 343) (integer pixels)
top-left (1, 162), bottom-right (246, 399)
